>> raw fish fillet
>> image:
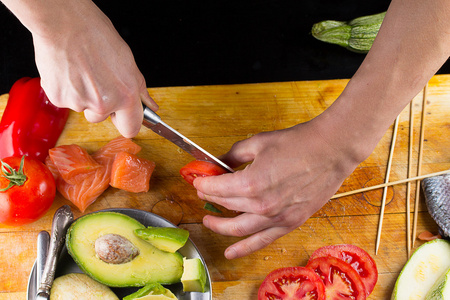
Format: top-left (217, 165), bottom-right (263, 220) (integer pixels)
top-left (422, 173), bottom-right (450, 238)
top-left (49, 144), bottom-right (101, 184)
top-left (110, 151), bottom-right (156, 193)
top-left (45, 155), bottom-right (109, 213)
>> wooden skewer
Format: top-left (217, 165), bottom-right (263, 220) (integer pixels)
top-left (412, 84), bottom-right (428, 248)
top-left (331, 169), bottom-right (449, 199)
top-left (375, 116), bottom-right (399, 254)
top-left (406, 101), bottom-right (414, 258)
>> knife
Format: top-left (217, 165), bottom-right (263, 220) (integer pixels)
top-left (36, 231), bottom-right (50, 296)
top-left (35, 205), bottom-right (73, 300)
top-left (142, 104), bottom-right (234, 173)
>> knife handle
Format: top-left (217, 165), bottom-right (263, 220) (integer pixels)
top-left (143, 104), bottom-right (161, 126)
top-left (37, 205), bottom-right (73, 298)
top-left (36, 231), bottom-right (50, 293)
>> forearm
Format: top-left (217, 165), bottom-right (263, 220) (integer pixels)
top-left (1, 0), bottom-right (106, 39)
top-left (319, 0), bottom-right (450, 162)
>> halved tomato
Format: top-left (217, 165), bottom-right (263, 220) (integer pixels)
top-left (179, 160), bottom-right (228, 185)
top-left (307, 244), bottom-right (377, 295)
top-left (258, 266), bottom-right (326, 300)
top-left (306, 256), bottom-right (367, 299)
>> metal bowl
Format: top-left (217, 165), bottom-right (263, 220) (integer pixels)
top-left (27, 208), bottom-right (212, 300)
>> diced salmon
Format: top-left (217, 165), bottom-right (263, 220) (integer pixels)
top-left (45, 150), bottom-right (109, 213)
top-left (44, 136), bottom-right (144, 212)
top-left (92, 136), bottom-right (142, 168)
top-left (57, 166), bottom-right (109, 213)
top-left (45, 155), bottom-right (60, 182)
top-left (49, 144), bottom-right (101, 184)
top-left (110, 151), bottom-right (156, 193)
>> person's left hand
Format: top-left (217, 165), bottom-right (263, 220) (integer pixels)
top-left (192, 118), bottom-right (362, 259)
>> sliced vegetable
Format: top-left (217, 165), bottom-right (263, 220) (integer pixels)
top-left (204, 202), bottom-right (222, 213)
top-left (306, 256), bottom-right (367, 299)
top-left (0, 156), bottom-right (55, 226)
top-left (50, 273), bottom-right (119, 300)
top-left (311, 12), bottom-right (386, 53)
top-left (0, 77), bottom-right (69, 162)
top-left (110, 151), bottom-right (156, 193)
top-left (134, 226), bottom-right (190, 253)
top-left (307, 244), bottom-right (377, 295)
top-left (426, 267), bottom-right (450, 300)
top-left (181, 257), bottom-right (208, 293)
top-left (258, 266), bottom-right (325, 300)
top-left (391, 239), bottom-right (450, 300)
top-left (123, 283), bottom-right (177, 300)
top-left (180, 160), bottom-right (228, 186)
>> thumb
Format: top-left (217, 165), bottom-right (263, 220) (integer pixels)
top-left (220, 135), bottom-right (261, 168)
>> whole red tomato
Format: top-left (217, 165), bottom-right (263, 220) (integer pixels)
top-left (0, 156), bottom-right (56, 226)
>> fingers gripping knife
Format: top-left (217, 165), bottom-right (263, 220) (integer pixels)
top-left (142, 104), bottom-right (234, 173)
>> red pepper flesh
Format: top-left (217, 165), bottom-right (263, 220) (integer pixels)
top-left (0, 77), bottom-right (70, 162)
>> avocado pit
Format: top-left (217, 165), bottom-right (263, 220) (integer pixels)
top-left (95, 233), bottom-right (139, 264)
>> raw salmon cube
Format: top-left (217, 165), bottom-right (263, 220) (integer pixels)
top-left (92, 136), bottom-right (142, 168)
top-left (49, 144), bottom-right (101, 184)
top-left (45, 152), bottom-right (109, 213)
top-left (110, 151), bottom-right (155, 193)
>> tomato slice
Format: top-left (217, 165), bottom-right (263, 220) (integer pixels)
top-left (179, 160), bottom-right (228, 185)
top-left (258, 266), bottom-right (326, 300)
top-left (306, 256), bottom-right (367, 299)
top-left (307, 244), bottom-right (377, 295)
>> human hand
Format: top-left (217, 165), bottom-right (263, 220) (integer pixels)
top-left (31, 1), bottom-right (158, 138)
top-left (193, 118), bottom-right (364, 259)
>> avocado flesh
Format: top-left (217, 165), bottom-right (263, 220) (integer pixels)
top-left (66, 212), bottom-right (183, 287)
top-left (135, 227), bottom-right (189, 253)
top-left (181, 258), bottom-right (207, 293)
top-left (123, 283), bottom-right (178, 300)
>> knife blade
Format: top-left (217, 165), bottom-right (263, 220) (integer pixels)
top-left (142, 105), bottom-right (234, 173)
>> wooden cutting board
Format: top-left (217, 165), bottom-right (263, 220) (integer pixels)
top-left (0, 75), bottom-right (449, 299)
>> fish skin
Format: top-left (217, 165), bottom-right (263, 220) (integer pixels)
top-left (422, 173), bottom-right (450, 238)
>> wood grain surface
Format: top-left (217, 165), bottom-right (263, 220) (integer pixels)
top-left (0, 75), bottom-right (449, 299)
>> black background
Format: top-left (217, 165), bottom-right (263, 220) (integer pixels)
top-left (1, 0), bottom-right (449, 94)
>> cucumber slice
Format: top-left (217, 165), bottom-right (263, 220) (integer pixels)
top-left (426, 267), bottom-right (450, 300)
top-left (391, 239), bottom-right (450, 300)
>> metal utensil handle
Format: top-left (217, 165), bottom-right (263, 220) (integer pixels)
top-left (143, 104), bottom-right (161, 126)
top-left (36, 231), bottom-right (50, 292)
top-left (36, 205), bottom-right (73, 297)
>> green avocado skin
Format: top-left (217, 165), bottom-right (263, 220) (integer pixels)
top-left (134, 227), bottom-right (189, 253)
top-left (66, 212), bottom-right (184, 288)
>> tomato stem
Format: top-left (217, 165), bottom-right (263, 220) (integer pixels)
top-left (0, 156), bottom-right (27, 191)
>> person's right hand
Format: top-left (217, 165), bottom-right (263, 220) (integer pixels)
top-left (31, 0), bottom-right (158, 138)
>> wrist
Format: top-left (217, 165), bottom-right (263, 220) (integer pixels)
top-left (2, 0), bottom-right (107, 40)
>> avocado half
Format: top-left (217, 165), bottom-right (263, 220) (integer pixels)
top-left (66, 212), bottom-right (183, 287)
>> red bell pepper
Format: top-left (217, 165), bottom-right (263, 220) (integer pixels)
top-left (0, 77), bottom-right (70, 162)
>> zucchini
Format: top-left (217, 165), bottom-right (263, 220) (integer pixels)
top-left (311, 12), bottom-right (386, 53)
top-left (426, 267), bottom-right (450, 300)
top-left (391, 239), bottom-right (450, 300)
